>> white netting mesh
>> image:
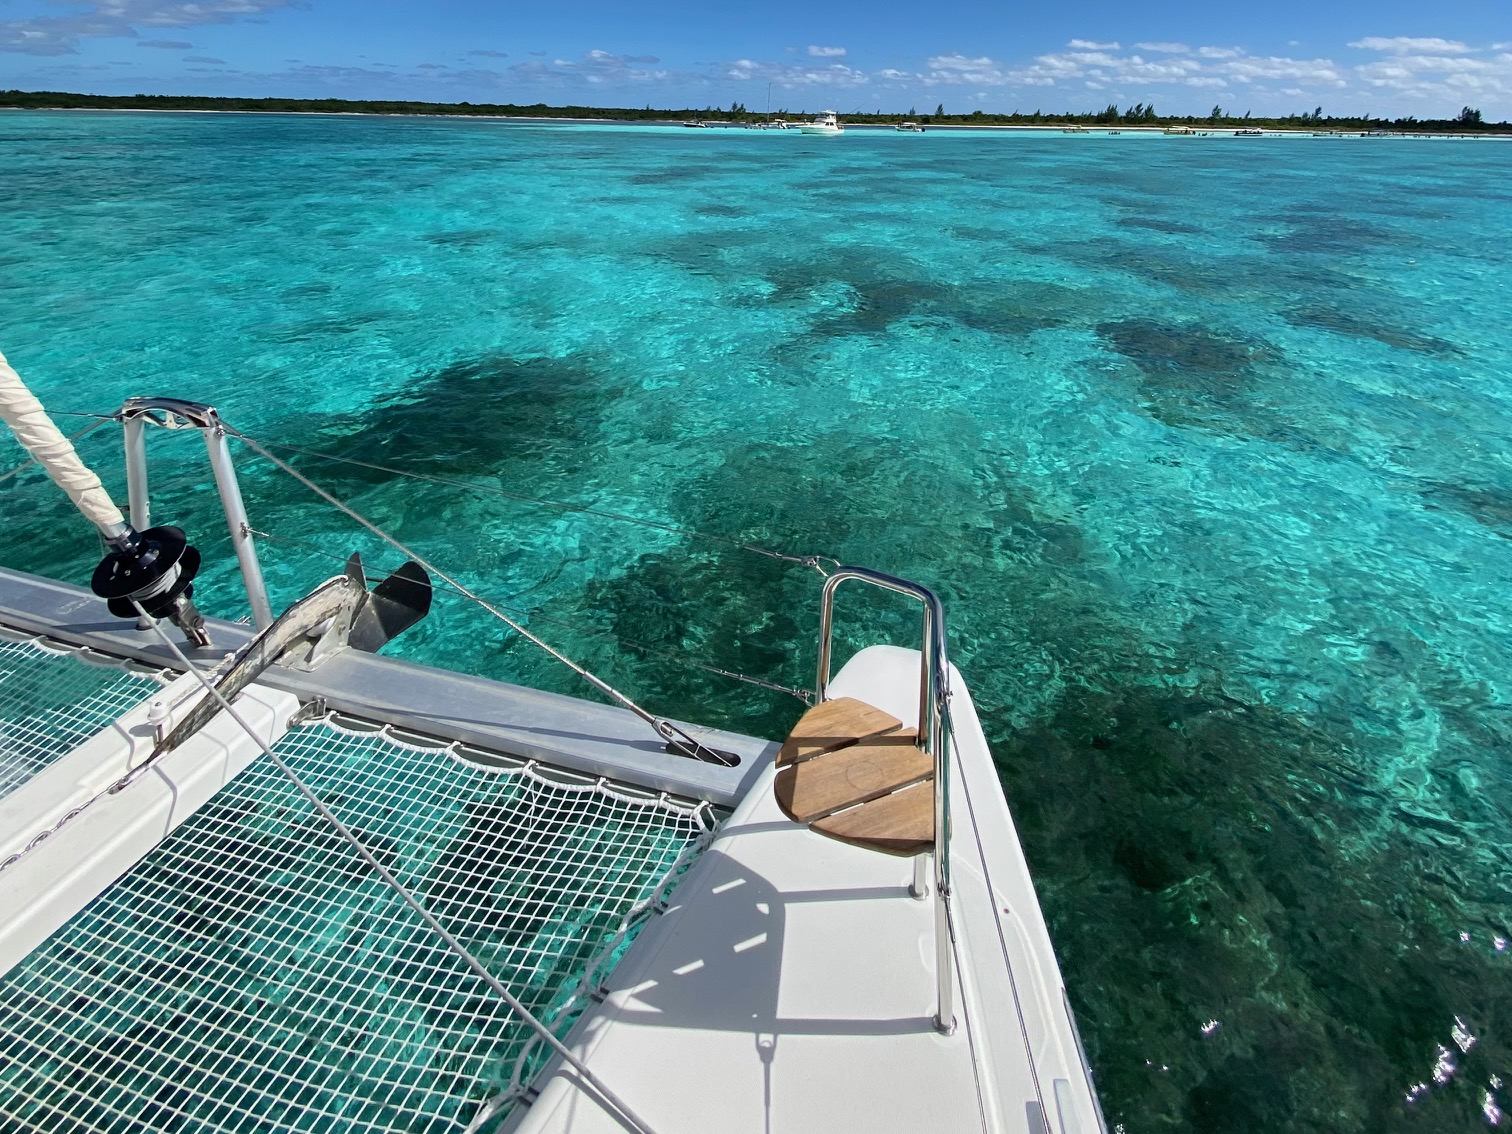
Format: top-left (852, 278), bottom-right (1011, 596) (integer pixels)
top-left (0, 635), bottom-right (168, 803)
top-left (0, 717), bottom-right (715, 1133)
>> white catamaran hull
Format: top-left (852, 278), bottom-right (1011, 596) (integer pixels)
top-left (510, 645), bottom-right (1104, 1134)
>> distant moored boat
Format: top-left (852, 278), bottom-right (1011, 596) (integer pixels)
top-left (799, 112), bottom-right (844, 136)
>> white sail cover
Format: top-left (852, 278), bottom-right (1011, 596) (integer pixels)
top-left (0, 349), bottom-right (124, 533)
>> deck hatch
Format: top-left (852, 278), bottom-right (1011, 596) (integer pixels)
top-left (0, 634), bottom-right (166, 803)
top-left (0, 717), bottom-right (715, 1132)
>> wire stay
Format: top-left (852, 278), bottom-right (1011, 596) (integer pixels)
top-left (248, 437), bottom-right (838, 576)
top-left (133, 601), bottom-right (662, 1134)
top-left (244, 524), bottom-right (814, 704)
top-left (225, 425), bottom-right (738, 766)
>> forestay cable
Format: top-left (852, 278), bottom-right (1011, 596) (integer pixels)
top-left (132, 601), bottom-right (661, 1134)
top-left (248, 436), bottom-right (839, 576)
top-left (224, 424), bottom-right (737, 766)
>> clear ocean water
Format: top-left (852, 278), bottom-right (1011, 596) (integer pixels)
top-left (4, 110), bottom-right (1512, 1132)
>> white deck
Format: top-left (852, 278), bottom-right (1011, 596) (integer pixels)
top-left (510, 645), bottom-right (1104, 1134)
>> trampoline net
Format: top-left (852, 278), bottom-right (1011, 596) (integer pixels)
top-left (0, 716), bottom-right (716, 1133)
top-left (0, 634), bottom-right (167, 804)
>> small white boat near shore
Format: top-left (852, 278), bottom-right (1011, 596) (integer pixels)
top-left (799, 111), bottom-right (844, 136)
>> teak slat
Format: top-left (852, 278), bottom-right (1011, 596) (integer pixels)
top-left (774, 730), bottom-right (927, 824)
top-left (777, 696), bottom-right (903, 766)
top-left (811, 781), bottom-right (935, 857)
top-left (774, 696), bottom-right (936, 857)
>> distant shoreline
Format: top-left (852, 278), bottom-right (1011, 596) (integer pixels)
top-left (2, 91), bottom-right (1508, 137)
top-left (0, 105), bottom-right (648, 125)
top-left (4, 107), bottom-right (1509, 140)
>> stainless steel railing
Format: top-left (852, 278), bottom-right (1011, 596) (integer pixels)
top-left (816, 565), bottom-right (956, 1034)
top-left (118, 397), bottom-right (274, 630)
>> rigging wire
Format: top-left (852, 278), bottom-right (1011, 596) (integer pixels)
top-left (35, 410), bottom-right (824, 707)
top-left (133, 603), bottom-right (662, 1134)
top-left (223, 423), bottom-right (738, 766)
top-left (245, 524), bottom-right (814, 704)
top-left (242, 436), bottom-right (839, 577)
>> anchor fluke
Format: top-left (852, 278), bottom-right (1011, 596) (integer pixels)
top-left (344, 552), bottom-right (433, 654)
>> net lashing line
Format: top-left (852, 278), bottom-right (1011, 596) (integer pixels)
top-left (0, 632), bottom-right (172, 805)
top-left (244, 523), bottom-right (816, 705)
top-left (0, 610), bottom-right (711, 1134)
top-left (223, 424), bottom-right (740, 766)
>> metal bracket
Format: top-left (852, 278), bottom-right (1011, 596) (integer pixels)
top-left (118, 397), bottom-right (220, 430)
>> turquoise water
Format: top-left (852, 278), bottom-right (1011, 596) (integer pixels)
top-left (4, 110), bottom-right (1512, 1131)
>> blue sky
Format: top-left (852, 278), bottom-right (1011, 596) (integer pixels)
top-left (2, 0), bottom-right (1510, 118)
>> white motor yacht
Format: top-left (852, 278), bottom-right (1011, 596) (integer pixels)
top-left (798, 112), bottom-right (844, 136)
top-left (0, 351), bottom-right (1108, 1134)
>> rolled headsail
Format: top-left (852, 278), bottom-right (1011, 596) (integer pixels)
top-left (0, 348), bottom-right (127, 539)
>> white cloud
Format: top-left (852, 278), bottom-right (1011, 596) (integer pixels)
top-left (1352, 47), bottom-right (1512, 103)
top-left (728, 56), bottom-right (872, 88)
top-left (21, 26), bottom-right (1506, 119)
top-left (925, 53), bottom-right (1013, 85)
top-left (137, 38), bottom-right (192, 49)
top-left (1349, 37), bottom-right (1470, 54)
top-left (497, 48), bottom-right (671, 89)
top-left (1, 0), bottom-right (307, 56)
top-left (907, 40), bottom-right (1450, 110)
top-left (585, 48), bottom-right (660, 65)
top-left (1223, 55), bottom-right (1344, 85)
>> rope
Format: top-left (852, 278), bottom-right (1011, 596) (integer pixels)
top-left (245, 525), bottom-right (814, 705)
top-left (224, 425), bottom-right (738, 767)
top-left (0, 419), bottom-right (110, 488)
top-left (133, 602), bottom-right (662, 1134)
top-left (0, 355), bottom-right (124, 533)
top-left (248, 437), bottom-right (839, 577)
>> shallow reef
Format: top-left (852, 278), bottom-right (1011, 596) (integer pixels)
top-left (3, 113), bottom-right (1512, 1133)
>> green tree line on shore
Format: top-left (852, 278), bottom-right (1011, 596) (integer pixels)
top-left (1, 89), bottom-right (1506, 133)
